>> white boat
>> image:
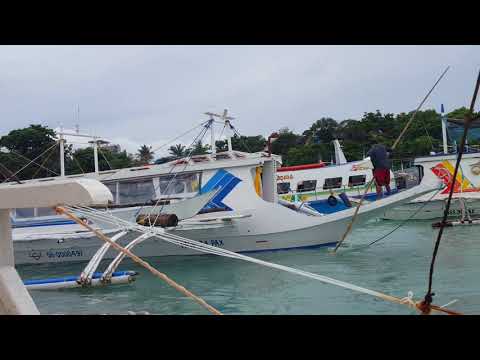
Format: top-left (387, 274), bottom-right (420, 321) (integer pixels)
top-left (382, 152), bottom-right (480, 220)
top-left (276, 140), bottom-right (396, 215)
top-left (10, 114), bottom-right (439, 264)
top-left (382, 108), bottom-right (480, 221)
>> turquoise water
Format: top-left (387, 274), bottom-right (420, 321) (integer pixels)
top-left (17, 219), bottom-right (480, 315)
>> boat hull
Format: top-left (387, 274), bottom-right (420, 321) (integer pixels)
top-left (381, 198), bottom-right (480, 221)
top-left (13, 181), bottom-right (434, 265)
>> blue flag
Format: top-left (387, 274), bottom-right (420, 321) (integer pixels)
top-left (441, 104), bottom-right (445, 113)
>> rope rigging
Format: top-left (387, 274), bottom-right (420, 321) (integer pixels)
top-left (58, 204), bottom-right (461, 315)
top-left (31, 143), bottom-right (58, 179)
top-left (7, 148), bottom-right (59, 177)
top-left (2, 141), bottom-right (60, 183)
top-left (146, 120), bottom-right (212, 222)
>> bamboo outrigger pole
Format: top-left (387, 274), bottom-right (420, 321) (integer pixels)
top-left (332, 66), bottom-right (451, 253)
top-left (56, 206), bottom-right (223, 315)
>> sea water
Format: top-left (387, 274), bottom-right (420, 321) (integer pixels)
top-left (17, 219), bottom-right (480, 315)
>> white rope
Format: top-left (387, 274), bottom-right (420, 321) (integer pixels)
top-left (64, 205), bottom-right (422, 308)
top-left (7, 148), bottom-right (60, 177)
top-left (4, 141), bottom-right (60, 182)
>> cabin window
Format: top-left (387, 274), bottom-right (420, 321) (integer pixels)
top-left (323, 177), bottom-right (343, 190)
top-left (215, 153), bottom-right (231, 160)
top-left (15, 208), bottom-right (35, 218)
top-left (277, 182), bottom-right (291, 194)
top-left (118, 179), bottom-right (155, 205)
top-left (297, 180), bottom-right (317, 193)
top-left (157, 173), bottom-right (200, 197)
top-left (348, 175), bottom-right (366, 187)
top-left (36, 207), bottom-right (56, 217)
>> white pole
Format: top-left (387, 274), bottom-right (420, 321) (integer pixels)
top-left (93, 139), bottom-right (99, 174)
top-left (441, 116), bottom-right (448, 154)
top-left (210, 118), bottom-right (216, 156)
top-left (226, 124), bottom-right (233, 152)
top-left (441, 105), bottom-right (448, 154)
top-left (0, 210), bottom-right (13, 268)
top-left (0, 209), bottom-right (40, 314)
top-left (59, 133), bottom-right (65, 177)
top-left (222, 110), bottom-right (233, 152)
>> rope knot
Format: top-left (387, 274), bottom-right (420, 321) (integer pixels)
top-left (418, 292), bottom-right (435, 315)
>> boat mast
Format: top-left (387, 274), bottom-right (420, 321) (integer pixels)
top-left (93, 138), bottom-right (99, 174)
top-left (57, 129), bottom-right (106, 176)
top-left (441, 104), bottom-right (449, 154)
top-left (222, 109), bottom-right (234, 152)
top-left (204, 109), bottom-right (235, 153)
top-left (59, 125), bottom-right (65, 177)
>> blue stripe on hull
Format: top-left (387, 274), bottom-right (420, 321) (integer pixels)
top-left (238, 241), bottom-right (338, 254)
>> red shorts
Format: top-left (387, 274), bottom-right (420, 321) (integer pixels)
top-left (373, 168), bottom-right (390, 186)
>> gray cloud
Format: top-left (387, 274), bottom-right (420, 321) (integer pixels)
top-left (0, 45), bottom-right (479, 155)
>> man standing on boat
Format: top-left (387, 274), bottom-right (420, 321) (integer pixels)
top-left (367, 144), bottom-right (392, 199)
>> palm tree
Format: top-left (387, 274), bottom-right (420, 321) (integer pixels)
top-left (168, 144), bottom-right (186, 158)
top-left (137, 144), bottom-right (154, 164)
top-left (189, 141), bottom-right (210, 155)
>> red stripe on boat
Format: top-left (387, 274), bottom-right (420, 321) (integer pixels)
top-left (277, 163), bottom-right (326, 172)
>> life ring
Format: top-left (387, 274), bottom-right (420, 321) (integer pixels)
top-left (471, 164), bottom-right (480, 176)
top-left (327, 195), bottom-right (338, 207)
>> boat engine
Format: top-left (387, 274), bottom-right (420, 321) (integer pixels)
top-left (136, 213), bottom-right (179, 227)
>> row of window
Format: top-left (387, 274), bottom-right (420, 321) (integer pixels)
top-left (277, 175), bottom-right (366, 194)
top-left (14, 173), bottom-right (202, 218)
top-left (105, 172), bottom-right (201, 205)
top-left (14, 172), bottom-right (366, 218)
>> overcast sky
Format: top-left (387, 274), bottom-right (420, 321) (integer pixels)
top-left (0, 45), bottom-right (479, 157)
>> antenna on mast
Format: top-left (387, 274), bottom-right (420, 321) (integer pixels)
top-left (204, 109), bottom-right (235, 153)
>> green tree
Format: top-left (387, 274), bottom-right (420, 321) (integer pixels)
top-left (0, 124), bottom-right (67, 180)
top-left (271, 128), bottom-right (302, 159)
top-left (189, 141), bottom-right (210, 155)
top-left (215, 134), bottom-right (266, 153)
top-left (136, 144), bottom-right (154, 164)
top-left (68, 145), bottom-right (135, 174)
top-left (168, 144), bottom-right (186, 158)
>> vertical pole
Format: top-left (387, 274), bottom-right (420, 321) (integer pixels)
top-left (210, 119), bottom-right (216, 156)
top-left (0, 209), bottom-right (40, 314)
top-left (0, 210), bottom-right (13, 267)
top-left (226, 123), bottom-right (233, 152)
top-left (59, 135), bottom-right (65, 177)
top-left (441, 103), bottom-right (448, 154)
top-left (223, 110), bottom-right (233, 152)
top-left (93, 139), bottom-right (99, 174)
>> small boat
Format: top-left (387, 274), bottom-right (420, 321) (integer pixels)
top-left (276, 139), bottom-right (396, 214)
top-left (382, 107), bottom-right (480, 221)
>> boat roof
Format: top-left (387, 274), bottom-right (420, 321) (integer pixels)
top-left (8, 150), bottom-right (282, 185)
top-left (277, 162), bottom-right (327, 172)
top-left (414, 151), bottom-right (480, 164)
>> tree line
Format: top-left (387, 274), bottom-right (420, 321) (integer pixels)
top-left (0, 107), bottom-right (477, 181)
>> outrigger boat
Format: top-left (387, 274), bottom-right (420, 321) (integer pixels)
top-left (276, 139), bottom-right (396, 215)
top-left (382, 106), bottom-right (480, 221)
top-left (10, 112), bottom-right (440, 265)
